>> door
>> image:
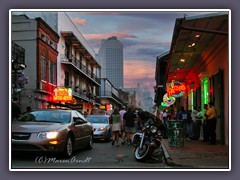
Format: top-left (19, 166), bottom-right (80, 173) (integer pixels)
top-left (211, 69), bottom-right (225, 144)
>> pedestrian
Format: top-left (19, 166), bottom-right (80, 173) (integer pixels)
top-left (202, 104), bottom-right (210, 142)
top-left (187, 109), bottom-right (194, 140)
top-left (119, 106), bottom-right (127, 144)
top-left (110, 108), bottom-right (121, 146)
top-left (170, 109), bottom-right (177, 120)
top-left (192, 106), bottom-right (203, 140)
top-left (23, 106), bottom-right (32, 114)
top-left (189, 106), bottom-right (198, 140)
top-left (177, 106), bottom-right (191, 141)
top-left (12, 96), bottom-right (21, 121)
top-left (123, 106), bottom-right (136, 145)
top-left (162, 109), bottom-right (168, 138)
top-left (205, 102), bottom-right (217, 145)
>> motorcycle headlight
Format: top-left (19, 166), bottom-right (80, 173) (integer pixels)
top-left (38, 131), bottom-right (59, 139)
top-left (150, 126), bottom-right (157, 133)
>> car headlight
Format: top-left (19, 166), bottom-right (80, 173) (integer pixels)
top-left (38, 131), bottom-right (59, 139)
top-left (98, 127), bottom-right (106, 131)
top-left (150, 126), bottom-right (157, 134)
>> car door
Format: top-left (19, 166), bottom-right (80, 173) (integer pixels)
top-left (75, 111), bottom-right (92, 145)
top-left (72, 111), bottom-right (86, 148)
top-left (73, 111), bottom-right (89, 146)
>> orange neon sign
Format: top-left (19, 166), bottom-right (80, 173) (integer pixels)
top-left (53, 87), bottom-right (73, 102)
top-left (167, 81), bottom-right (186, 98)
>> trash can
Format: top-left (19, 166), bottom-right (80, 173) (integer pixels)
top-left (168, 120), bottom-right (184, 147)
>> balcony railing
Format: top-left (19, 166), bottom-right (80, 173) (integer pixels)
top-left (100, 91), bottom-right (123, 105)
top-left (60, 54), bottom-right (100, 84)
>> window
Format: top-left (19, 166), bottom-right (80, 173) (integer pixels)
top-left (49, 61), bottom-right (56, 85)
top-left (64, 71), bottom-right (70, 87)
top-left (49, 39), bottom-right (56, 49)
top-left (41, 56), bottom-right (46, 81)
top-left (41, 33), bottom-right (46, 42)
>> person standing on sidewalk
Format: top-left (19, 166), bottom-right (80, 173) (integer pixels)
top-left (177, 106), bottom-right (191, 141)
top-left (192, 106), bottom-right (203, 140)
top-left (205, 102), bottom-right (217, 145)
top-left (202, 104), bottom-right (210, 142)
top-left (123, 106), bottom-right (136, 145)
top-left (162, 109), bottom-right (168, 138)
top-left (191, 106), bottom-right (198, 138)
top-left (12, 96), bottom-right (21, 121)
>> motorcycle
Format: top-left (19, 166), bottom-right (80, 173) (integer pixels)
top-left (132, 112), bottom-right (166, 162)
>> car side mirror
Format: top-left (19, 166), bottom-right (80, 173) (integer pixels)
top-left (73, 117), bottom-right (84, 125)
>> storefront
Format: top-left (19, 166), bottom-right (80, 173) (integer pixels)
top-left (166, 13), bottom-right (229, 144)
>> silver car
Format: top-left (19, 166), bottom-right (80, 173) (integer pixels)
top-left (12, 109), bottom-right (94, 158)
top-left (86, 114), bottom-right (111, 141)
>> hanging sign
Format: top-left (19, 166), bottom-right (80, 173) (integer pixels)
top-left (105, 104), bottom-right (113, 111)
top-left (163, 93), bottom-right (176, 106)
top-left (53, 87), bottom-right (73, 102)
top-left (167, 81), bottom-right (185, 98)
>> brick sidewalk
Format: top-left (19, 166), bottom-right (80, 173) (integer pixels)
top-left (161, 138), bottom-right (230, 169)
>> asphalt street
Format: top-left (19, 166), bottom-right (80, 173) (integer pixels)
top-left (11, 139), bottom-right (170, 170)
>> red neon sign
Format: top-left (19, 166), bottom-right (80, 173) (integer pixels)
top-left (105, 104), bottom-right (112, 111)
top-left (167, 81), bottom-right (186, 98)
top-left (53, 87), bottom-right (73, 102)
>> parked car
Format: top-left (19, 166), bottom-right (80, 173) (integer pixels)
top-left (86, 114), bottom-right (111, 141)
top-left (12, 109), bottom-right (94, 158)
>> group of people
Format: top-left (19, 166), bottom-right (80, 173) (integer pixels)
top-left (161, 102), bottom-right (217, 145)
top-left (109, 106), bottom-right (140, 146)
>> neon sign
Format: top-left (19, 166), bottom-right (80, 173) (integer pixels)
top-left (167, 81), bottom-right (185, 98)
top-left (105, 104), bottom-right (113, 111)
top-left (163, 93), bottom-right (176, 105)
top-left (53, 87), bottom-right (73, 102)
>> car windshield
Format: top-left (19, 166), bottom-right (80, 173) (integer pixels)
top-left (17, 110), bottom-right (71, 123)
top-left (86, 116), bottom-right (109, 124)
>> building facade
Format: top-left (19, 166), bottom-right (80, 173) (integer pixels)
top-left (98, 36), bottom-right (124, 88)
top-left (155, 12), bottom-right (229, 145)
top-left (11, 12), bottom-right (101, 115)
top-left (12, 15), bottom-right (60, 111)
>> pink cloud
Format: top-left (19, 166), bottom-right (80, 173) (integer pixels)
top-left (72, 18), bottom-right (86, 26)
top-left (124, 59), bottom-right (155, 93)
top-left (84, 32), bottom-right (136, 40)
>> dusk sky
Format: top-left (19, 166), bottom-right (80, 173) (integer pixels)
top-left (66, 10), bottom-right (217, 96)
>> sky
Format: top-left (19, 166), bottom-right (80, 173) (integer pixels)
top-left (66, 10), bottom-right (217, 97)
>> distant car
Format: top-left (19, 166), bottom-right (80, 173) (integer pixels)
top-left (12, 109), bottom-right (94, 158)
top-left (86, 114), bottom-right (111, 141)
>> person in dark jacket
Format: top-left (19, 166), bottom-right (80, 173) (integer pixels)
top-left (177, 106), bottom-right (191, 140)
top-left (123, 106), bottom-right (136, 145)
top-left (12, 96), bottom-right (21, 121)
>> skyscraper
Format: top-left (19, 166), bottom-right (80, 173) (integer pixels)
top-left (98, 36), bottom-right (123, 88)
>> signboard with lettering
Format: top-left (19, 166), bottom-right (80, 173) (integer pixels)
top-left (167, 81), bottom-right (186, 98)
top-left (53, 87), bottom-right (73, 102)
top-left (105, 104), bottom-right (113, 111)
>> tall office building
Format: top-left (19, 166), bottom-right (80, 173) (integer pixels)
top-left (98, 36), bottom-right (123, 88)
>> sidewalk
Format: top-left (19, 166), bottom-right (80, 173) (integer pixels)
top-left (161, 138), bottom-right (230, 169)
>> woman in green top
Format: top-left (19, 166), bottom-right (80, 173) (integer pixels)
top-left (110, 108), bottom-right (121, 146)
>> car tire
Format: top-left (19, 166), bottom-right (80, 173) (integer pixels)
top-left (62, 135), bottom-right (73, 158)
top-left (86, 135), bottom-right (93, 150)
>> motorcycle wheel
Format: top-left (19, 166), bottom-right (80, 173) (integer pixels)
top-left (134, 143), bottom-right (150, 162)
